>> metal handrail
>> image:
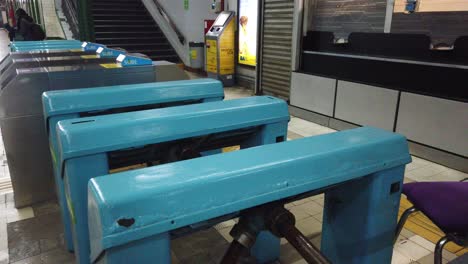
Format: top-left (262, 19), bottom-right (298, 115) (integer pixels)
top-left (152, 0), bottom-right (185, 44)
top-left (62, 0), bottom-right (79, 39)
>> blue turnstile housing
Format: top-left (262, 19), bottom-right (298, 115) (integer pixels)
top-left (0, 42), bottom-right (110, 74)
top-left (54, 96), bottom-right (290, 264)
top-left (42, 78), bottom-right (224, 252)
top-left (10, 40), bottom-right (105, 52)
top-left (10, 41), bottom-right (90, 52)
top-left (88, 127), bottom-right (411, 264)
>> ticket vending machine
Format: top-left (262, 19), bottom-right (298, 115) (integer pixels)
top-left (205, 11), bottom-right (236, 86)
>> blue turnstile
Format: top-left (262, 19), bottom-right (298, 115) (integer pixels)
top-left (54, 96), bottom-right (289, 264)
top-left (88, 127), bottom-right (411, 264)
top-left (42, 78), bottom-right (224, 252)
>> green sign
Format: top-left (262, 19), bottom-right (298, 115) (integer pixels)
top-left (184, 0), bottom-right (189, 10)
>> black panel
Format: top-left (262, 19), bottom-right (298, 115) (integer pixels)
top-left (301, 31), bottom-right (468, 102)
top-left (301, 53), bottom-right (467, 102)
top-left (347, 32), bottom-right (431, 59)
top-left (303, 31), bottom-right (468, 63)
top-left (455, 36), bottom-right (468, 58)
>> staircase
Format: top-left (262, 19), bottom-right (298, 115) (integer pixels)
top-left (92, 0), bottom-right (180, 62)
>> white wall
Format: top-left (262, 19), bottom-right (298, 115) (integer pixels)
top-left (158, 0), bottom-right (219, 43)
top-left (225, 0), bottom-right (238, 11)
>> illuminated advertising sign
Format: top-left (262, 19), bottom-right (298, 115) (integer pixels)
top-left (238, 0), bottom-right (258, 67)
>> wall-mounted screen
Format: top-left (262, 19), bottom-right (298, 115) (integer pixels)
top-left (238, 0), bottom-right (258, 67)
top-left (214, 13), bottom-right (230, 26)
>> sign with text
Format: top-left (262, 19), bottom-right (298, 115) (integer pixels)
top-left (238, 0), bottom-right (258, 67)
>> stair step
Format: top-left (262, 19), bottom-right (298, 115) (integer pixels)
top-left (127, 49), bottom-right (175, 54)
top-left (91, 0), bottom-right (181, 63)
top-left (95, 32), bottom-right (163, 38)
top-left (107, 42), bottom-right (171, 48)
top-left (93, 9), bottom-right (147, 15)
top-left (94, 25), bottom-right (160, 33)
top-left (93, 14), bottom-right (150, 20)
top-left (93, 2), bottom-right (141, 6)
top-left (96, 37), bottom-right (168, 45)
top-left (93, 20), bottom-right (153, 26)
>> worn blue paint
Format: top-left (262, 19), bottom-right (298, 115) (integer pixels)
top-left (117, 54), bottom-right (153, 67)
top-left (55, 96), bottom-right (289, 264)
top-left (10, 40), bottom-right (81, 47)
top-left (47, 113), bottom-right (78, 252)
top-left (42, 78), bottom-right (224, 253)
top-left (10, 41), bottom-right (105, 53)
top-left (10, 40), bottom-right (84, 52)
top-left (321, 166), bottom-right (405, 263)
top-left (87, 127), bottom-right (411, 264)
top-left (97, 48), bottom-right (125, 58)
top-left (82, 42), bottom-right (106, 52)
top-left (11, 44), bottom-right (85, 52)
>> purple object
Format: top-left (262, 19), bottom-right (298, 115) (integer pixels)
top-left (403, 182), bottom-right (468, 234)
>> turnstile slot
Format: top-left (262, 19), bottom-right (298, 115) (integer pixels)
top-left (79, 99), bottom-right (204, 118)
top-left (106, 127), bottom-right (259, 171)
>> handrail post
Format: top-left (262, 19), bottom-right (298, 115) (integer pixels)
top-left (151, 0), bottom-right (185, 45)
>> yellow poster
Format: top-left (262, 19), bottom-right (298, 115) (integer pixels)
top-left (100, 63), bottom-right (121, 69)
top-left (238, 0), bottom-right (258, 66)
top-left (206, 39), bottom-right (218, 73)
top-left (219, 19), bottom-right (235, 75)
top-left (80, 55), bottom-right (98, 59)
top-left (190, 49), bottom-right (197, 60)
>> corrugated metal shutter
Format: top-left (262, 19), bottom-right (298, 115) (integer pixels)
top-left (259, 0), bottom-right (294, 99)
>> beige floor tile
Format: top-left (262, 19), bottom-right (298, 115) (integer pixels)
top-left (216, 227), bottom-right (233, 243)
top-left (441, 249), bottom-right (458, 261)
top-left (280, 238), bottom-right (288, 245)
top-left (312, 212), bottom-right (323, 223)
top-left (294, 202), bottom-right (322, 216)
top-left (6, 206), bottom-right (34, 223)
top-left (405, 163), bottom-right (419, 172)
top-left (391, 249), bottom-right (413, 264)
top-left (286, 127), bottom-right (307, 137)
top-left (292, 198), bottom-right (309, 206)
top-left (295, 217), bottom-right (322, 237)
top-left (395, 239), bottom-right (431, 261)
top-left (427, 169), bottom-right (467, 182)
top-left (399, 228), bottom-right (415, 239)
top-left (410, 166), bottom-right (442, 181)
top-left (287, 131), bottom-right (304, 140)
top-left (310, 194), bottom-right (324, 201)
top-left (289, 207), bottom-right (312, 221)
top-left (395, 235), bottom-right (408, 244)
top-left (213, 219), bottom-right (236, 230)
top-left (411, 157), bottom-right (433, 167)
top-left (409, 235), bottom-right (435, 252)
top-left (0, 218), bottom-right (6, 251)
top-left (403, 177), bottom-right (415, 184)
top-left (417, 253), bottom-right (448, 264)
top-left (314, 198), bottom-right (325, 206)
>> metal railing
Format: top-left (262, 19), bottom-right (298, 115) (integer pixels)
top-left (62, 0), bottom-right (79, 39)
top-left (152, 0), bottom-right (185, 44)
